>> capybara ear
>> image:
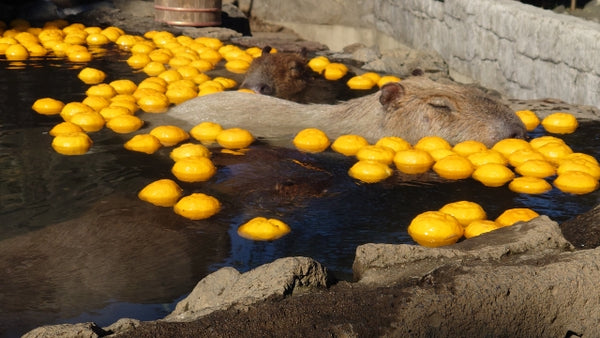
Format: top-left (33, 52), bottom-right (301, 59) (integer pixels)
top-left (379, 82), bottom-right (405, 109)
top-left (262, 46), bottom-right (272, 55)
top-left (299, 47), bottom-right (308, 58)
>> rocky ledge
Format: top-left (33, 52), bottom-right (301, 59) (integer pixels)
top-left (23, 215), bottom-right (600, 337)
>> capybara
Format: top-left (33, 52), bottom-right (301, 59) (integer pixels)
top-left (240, 46), bottom-right (364, 104)
top-left (152, 76), bottom-right (527, 147)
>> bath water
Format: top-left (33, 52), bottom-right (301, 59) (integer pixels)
top-left (1, 44), bottom-right (599, 337)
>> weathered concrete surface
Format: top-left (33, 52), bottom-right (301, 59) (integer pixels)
top-left (245, 0), bottom-right (600, 109)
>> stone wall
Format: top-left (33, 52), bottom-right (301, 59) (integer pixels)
top-left (245, 0), bottom-right (600, 108)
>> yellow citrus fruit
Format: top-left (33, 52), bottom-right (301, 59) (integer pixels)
top-left (225, 59), bottom-right (250, 74)
top-left (452, 140), bottom-right (487, 157)
top-left (467, 149), bottom-right (507, 167)
top-left (170, 143), bottom-right (211, 161)
top-left (515, 110), bottom-right (540, 131)
top-left (216, 127), bottom-right (254, 149)
top-left (127, 53), bottom-right (151, 69)
top-left (323, 63), bottom-right (348, 80)
top-left (138, 179), bottom-right (183, 207)
top-left (293, 128), bottom-right (331, 153)
top-left (237, 217), bottom-right (291, 241)
top-left (433, 155), bottom-right (474, 180)
top-left (508, 176), bottom-right (552, 194)
top-left (541, 112), bottom-right (578, 134)
top-left (553, 171), bottom-right (599, 195)
top-left (407, 211), bottom-right (464, 248)
top-left (471, 163), bottom-right (515, 187)
top-left (105, 115), bottom-right (144, 134)
top-left (49, 121), bottom-right (84, 136)
top-left (331, 134), bottom-right (369, 156)
top-left (124, 134), bottom-right (162, 154)
top-left (60, 102), bottom-right (95, 121)
top-left (67, 50), bottom-right (92, 62)
top-left (346, 75), bottom-right (376, 90)
top-left (69, 111), bottom-right (105, 132)
top-left (5, 44), bottom-right (29, 60)
top-left (171, 157), bottom-right (216, 182)
top-left (557, 158), bottom-right (600, 180)
top-left (348, 160), bottom-right (393, 183)
top-left (439, 201), bottom-right (487, 227)
top-left (514, 160), bottom-right (556, 178)
top-left (77, 67), bottom-right (106, 84)
top-left (190, 121), bottom-right (223, 142)
top-left (393, 149), bottom-right (434, 174)
top-left (414, 136), bottom-right (451, 153)
top-left (495, 208), bottom-right (540, 227)
top-left (32, 97), bottom-right (64, 115)
top-left (86, 83), bottom-right (117, 99)
top-left (86, 33), bottom-right (109, 46)
top-left (212, 76), bottom-right (237, 89)
top-left (150, 125), bottom-right (189, 146)
top-left (176, 65), bottom-right (200, 79)
top-left (198, 86), bottom-right (223, 96)
top-left (173, 193), bottom-right (221, 220)
top-left (377, 75), bottom-right (401, 87)
top-left (158, 69), bottom-right (183, 83)
top-left (99, 106), bottom-right (131, 120)
top-left (81, 95), bottom-right (110, 112)
top-left (464, 220), bottom-right (501, 239)
top-left (361, 72), bottom-right (381, 84)
top-left (375, 136), bottom-right (411, 153)
top-left (137, 93), bottom-right (170, 113)
top-left (491, 138), bottom-right (532, 158)
top-left (529, 135), bottom-right (566, 149)
top-left (51, 132), bottom-right (93, 155)
top-left (166, 85), bottom-right (197, 105)
top-left (428, 148), bottom-right (456, 162)
top-left (507, 148), bottom-right (545, 167)
top-left (536, 142), bottom-right (573, 165)
top-left (110, 79), bottom-right (137, 95)
top-left (561, 152), bottom-right (599, 166)
top-left (307, 56), bottom-right (330, 74)
top-left (190, 60), bottom-right (214, 73)
top-left (355, 145), bottom-right (395, 165)
top-left (143, 61), bottom-right (168, 76)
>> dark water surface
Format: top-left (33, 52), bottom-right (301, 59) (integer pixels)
top-left (1, 45), bottom-right (599, 337)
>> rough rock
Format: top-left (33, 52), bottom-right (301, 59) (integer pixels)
top-left (353, 216), bottom-right (572, 286)
top-left (22, 322), bottom-right (108, 338)
top-left (362, 46), bottom-right (450, 80)
top-left (165, 256), bottom-right (333, 322)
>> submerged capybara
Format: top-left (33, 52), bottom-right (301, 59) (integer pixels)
top-left (240, 46), bottom-right (363, 104)
top-left (152, 76), bottom-right (527, 147)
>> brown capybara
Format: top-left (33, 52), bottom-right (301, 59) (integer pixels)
top-left (240, 46), bottom-right (364, 104)
top-left (150, 75), bottom-right (527, 147)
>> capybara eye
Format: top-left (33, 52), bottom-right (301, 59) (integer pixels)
top-left (428, 97), bottom-right (454, 113)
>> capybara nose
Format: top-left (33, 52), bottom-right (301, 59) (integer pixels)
top-left (258, 84), bottom-right (273, 95)
top-left (509, 122), bottom-right (528, 139)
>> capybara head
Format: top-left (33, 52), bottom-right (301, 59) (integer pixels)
top-left (377, 77), bottom-right (527, 147)
top-left (241, 46), bottom-right (315, 100)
